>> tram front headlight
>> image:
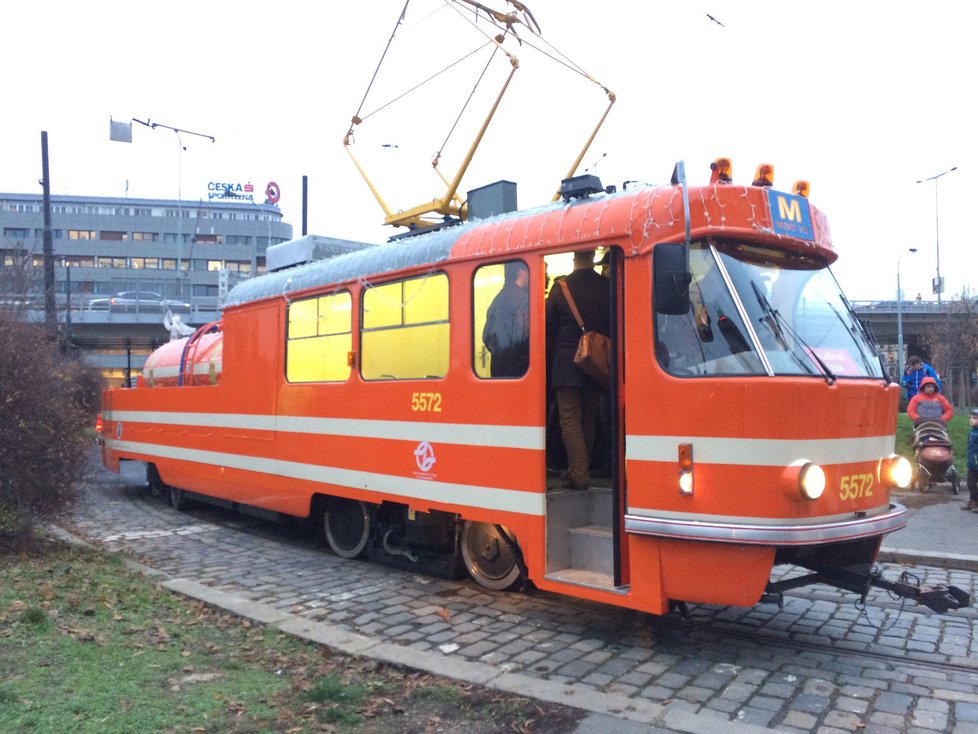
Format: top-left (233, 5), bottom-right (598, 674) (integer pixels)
top-left (798, 463), bottom-right (826, 501)
top-left (880, 454), bottom-right (913, 490)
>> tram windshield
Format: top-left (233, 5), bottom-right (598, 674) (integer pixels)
top-left (655, 240), bottom-right (883, 378)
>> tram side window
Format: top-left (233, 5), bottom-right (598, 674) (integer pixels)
top-left (361, 273), bottom-right (449, 380)
top-left (286, 291), bottom-right (352, 382)
top-left (473, 260), bottom-right (529, 379)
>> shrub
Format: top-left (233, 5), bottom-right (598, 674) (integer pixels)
top-left (0, 313), bottom-right (102, 548)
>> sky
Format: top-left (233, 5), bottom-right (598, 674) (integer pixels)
top-left (2, 1), bottom-right (974, 303)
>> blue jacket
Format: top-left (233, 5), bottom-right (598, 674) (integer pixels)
top-left (969, 427), bottom-right (978, 471)
top-left (903, 362), bottom-right (940, 400)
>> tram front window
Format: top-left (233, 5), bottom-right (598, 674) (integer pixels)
top-left (654, 241), bottom-right (882, 379)
top-left (655, 244), bottom-right (763, 375)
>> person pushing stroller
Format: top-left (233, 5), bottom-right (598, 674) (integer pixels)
top-left (907, 376), bottom-right (953, 425)
top-left (908, 377), bottom-right (959, 493)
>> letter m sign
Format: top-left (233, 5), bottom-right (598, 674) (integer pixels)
top-left (768, 190), bottom-right (814, 241)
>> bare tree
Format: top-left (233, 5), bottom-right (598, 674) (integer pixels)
top-left (0, 242), bottom-right (42, 316)
top-left (923, 292), bottom-right (978, 408)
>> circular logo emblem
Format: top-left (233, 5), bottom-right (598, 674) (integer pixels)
top-left (414, 441), bottom-right (436, 473)
top-left (265, 181), bottom-right (281, 204)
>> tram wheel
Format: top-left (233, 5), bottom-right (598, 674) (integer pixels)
top-left (324, 498), bottom-right (371, 559)
top-left (460, 521), bottom-right (522, 591)
top-left (168, 486), bottom-right (187, 511)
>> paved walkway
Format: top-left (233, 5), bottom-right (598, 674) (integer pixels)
top-left (61, 462), bottom-right (978, 734)
top-left (880, 487), bottom-right (978, 573)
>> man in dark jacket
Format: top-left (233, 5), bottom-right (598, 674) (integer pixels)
top-left (545, 250), bottom-right (611, 489)
top-left (483, 261), bottom-right (530, 377)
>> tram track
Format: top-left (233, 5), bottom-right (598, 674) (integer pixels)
top-left (663, 608), bottom-right (978, 679)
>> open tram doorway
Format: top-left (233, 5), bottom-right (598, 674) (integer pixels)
top-left (542, 247), bottom-right (623, 591)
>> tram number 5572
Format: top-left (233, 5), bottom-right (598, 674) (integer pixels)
top-left (839, 473), bottom-right (873, 500)
top-left (411, 392), bottom-right (442, 413)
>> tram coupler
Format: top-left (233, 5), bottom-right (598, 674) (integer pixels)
top-left (867, 569), bottom-right (971, 614)
top-left (766, 566), bottom-right (971, 614)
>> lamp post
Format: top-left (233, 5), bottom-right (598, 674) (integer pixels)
top-left (896, 247), bottom-right (917, 387)
top-left (115, 118), bottom-right (215, 297)
top-left (915, 166), bottom-right (957, 306)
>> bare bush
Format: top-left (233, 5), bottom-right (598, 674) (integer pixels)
top-left (923, 293), bottom-right (978, 408)
top-left (0, 313), bottom-right (102, 548)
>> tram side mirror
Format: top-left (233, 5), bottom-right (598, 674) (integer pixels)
top-left (654, 244), bottom-right (692, 315)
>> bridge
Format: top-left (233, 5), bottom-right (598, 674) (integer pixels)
top-left (850, 300), bottom-right (947, 355)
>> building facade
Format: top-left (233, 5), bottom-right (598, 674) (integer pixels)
top-left (1, 191), bottom-right (294, 385)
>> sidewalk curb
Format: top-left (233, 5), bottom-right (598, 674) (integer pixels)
top-left (878, 548), bottom-right (978, 574)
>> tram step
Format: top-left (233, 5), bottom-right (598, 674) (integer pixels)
top-left (568, 524), bottom-right (613, 577)
top-left (545, 486), bottom-right (612, 527)
top-left (545, 567), bottom-right (616, 590)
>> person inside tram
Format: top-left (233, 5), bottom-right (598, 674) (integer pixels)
top-left (482, 261), bottom-right (530, 378)
top-left (546, 250), bottom-right (610, 490)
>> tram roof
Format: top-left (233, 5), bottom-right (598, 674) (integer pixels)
top-left (224, 182), bottom-right (832, 309)
top-left (223, 194), bottom-right (587, 309)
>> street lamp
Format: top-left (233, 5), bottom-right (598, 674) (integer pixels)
top-left (915, 166), bottom-right (957, 305)
top-left (896, 247), bottom-right (917, 387)
top-left (113, 118), bottom-right (215, 297)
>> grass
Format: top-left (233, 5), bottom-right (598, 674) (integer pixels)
top-left (895, 412), bottom-right (970, 475)
top-left (0, 541), bottom-right (581, 733)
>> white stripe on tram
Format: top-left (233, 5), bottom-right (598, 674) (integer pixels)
top-left (103, 410), bottom-right (543, 450)
top-left (626, 434), bottom-right (895, 467)
top-left (107, 439), bottom-right (546, 517)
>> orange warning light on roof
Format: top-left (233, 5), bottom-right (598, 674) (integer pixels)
top-left (752, 164), bottom-right (774, 187)
top-left (710, 157), bottom-right (733, 184)
top-left (792, 180), bottom-right (811, 198)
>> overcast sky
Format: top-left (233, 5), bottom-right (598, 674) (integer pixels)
top-left (2, 1), bottom-right (973, 302)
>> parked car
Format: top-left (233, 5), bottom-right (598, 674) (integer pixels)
top-left (113, 291), bottom-right (165, 312)
top-left (89, 291), bottom-right (164, 313)
top-left (88, 291), bottom-right (194, 313)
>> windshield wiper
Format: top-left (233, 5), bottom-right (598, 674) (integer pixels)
top-left (825, 300), bottom-right (882, 378)
top-left (750, 281), bottom-right (837, 384)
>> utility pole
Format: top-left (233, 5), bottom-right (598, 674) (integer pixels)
top-left (40, 131), bottom-right (56, 333)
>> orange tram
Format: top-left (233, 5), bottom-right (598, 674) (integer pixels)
top-left (99, 165), bottom-right (969, 616)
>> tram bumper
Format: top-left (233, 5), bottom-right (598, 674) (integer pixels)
top-left (624, 502), bottom-right (909, 546)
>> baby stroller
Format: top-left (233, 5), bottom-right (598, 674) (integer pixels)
top-left (912, 420), bottom-right (961, 494)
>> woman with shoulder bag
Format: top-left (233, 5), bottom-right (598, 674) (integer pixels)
top-left (545, 250), bottom-right (611, 490)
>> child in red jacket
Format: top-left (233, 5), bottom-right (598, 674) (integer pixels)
top-left (907, 376), bottom-right (954, 424)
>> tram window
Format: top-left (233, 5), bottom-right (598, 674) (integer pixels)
top-left (286, 291), bottom-right (352, 382)
top-left (361, 273), bottom-right (449, 380)
top-left (654, 244), bottom-right (764, 376)
top-left (473, 260), bottom-right (529, 379)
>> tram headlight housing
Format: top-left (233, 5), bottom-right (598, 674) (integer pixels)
top-left (879, 454), bottom-right (913, 490)
top-left (798, 462), bottom-right (826, 501)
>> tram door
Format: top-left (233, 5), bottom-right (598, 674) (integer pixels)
top-left (540, 248), bottom-right (622, 590)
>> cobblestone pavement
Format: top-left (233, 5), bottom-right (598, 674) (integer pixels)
top-left (65, 459), bottom-right (978, 733)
